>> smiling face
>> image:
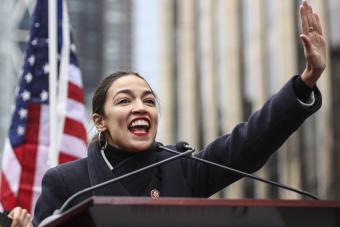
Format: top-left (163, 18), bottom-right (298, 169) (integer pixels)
top-left (93, 75), bottom-right (158, 152)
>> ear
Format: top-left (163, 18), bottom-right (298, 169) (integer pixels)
top-left (92, 113), bottom-right (107, 131)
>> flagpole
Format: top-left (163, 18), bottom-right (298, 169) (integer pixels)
top-left (48, 0), bottom-right (59, 167)
top-left (55, 0), bottom-right (70, 159)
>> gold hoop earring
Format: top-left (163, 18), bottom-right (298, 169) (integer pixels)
top-left (98, 131), bottom-right (107, 151)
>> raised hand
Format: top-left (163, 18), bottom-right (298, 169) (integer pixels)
top-left (300, 0), bottom-right (326, 87)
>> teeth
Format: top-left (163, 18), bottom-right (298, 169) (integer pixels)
top-left (130, 119), bottom-right (149, 128)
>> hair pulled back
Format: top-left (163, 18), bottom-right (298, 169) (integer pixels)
top-left (91, 71), bottom-right (158, 146)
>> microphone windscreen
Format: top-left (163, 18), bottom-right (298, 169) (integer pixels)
top-left (175, 141), bottom-right (189, 152)
top-left (153, 142), bottom-right (164, 151)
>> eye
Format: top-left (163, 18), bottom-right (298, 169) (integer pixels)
top-left (144, 98), bottom-right (156, 106)
top-left (117, 98), bottom-right (130, 105)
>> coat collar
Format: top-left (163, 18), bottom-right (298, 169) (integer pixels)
top-left (86, 142), bottom-right (160, 196)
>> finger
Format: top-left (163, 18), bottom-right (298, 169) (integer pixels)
top-left (307, 4), bottom-right (314, 32)
top-left (10, 210), bottom-right (22, 227)
top-left (8, 207), bottom-right (22, 219)
top-left (19, 208), bottom-right (28, 219)
top-left (313, 13), bottom-right (323, 35)
top-left (22, 213), bottom-right (32, 227)
top-left (300, 2), bottom-right (309, 34)
top-left (8, 207), bottom-right (19, 218)
top-left (18, 209), bottom-right (30, 227)
top-left (10, 219), bottom-right (19, 227)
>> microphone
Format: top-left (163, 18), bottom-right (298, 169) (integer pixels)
top-left (39, 142), bottom-right (194, 227)
top-left (158, 141), bottom-right (319, 200)
top-left (175, 141), bottom-right (194, 152)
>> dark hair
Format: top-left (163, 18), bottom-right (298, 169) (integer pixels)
top-left (92, 71), bottom-right (156, 116)
top-left (91, 71), bottom-right (157, 145)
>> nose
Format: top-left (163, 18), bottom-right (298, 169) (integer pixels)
top-left (131, 99), bottom-right (147, 114)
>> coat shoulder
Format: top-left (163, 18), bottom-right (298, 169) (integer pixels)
top-left (55, 157), bottom-right (88, 172)
top-left (51, 158), bottom-right (90, 194)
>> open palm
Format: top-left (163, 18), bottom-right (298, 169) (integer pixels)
top-left (300, 0), bottom-right (326, 87)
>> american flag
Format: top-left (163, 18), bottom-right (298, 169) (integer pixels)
top-left (0, 0), bottom-right (87, 213)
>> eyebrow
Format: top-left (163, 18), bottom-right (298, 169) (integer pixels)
top-left (113, 89), bottom-right (155, 99)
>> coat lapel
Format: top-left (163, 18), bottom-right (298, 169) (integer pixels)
top-left (87, 143), bottom-right (130, 196)
top-left (86, 143), bottom-right (162, 197)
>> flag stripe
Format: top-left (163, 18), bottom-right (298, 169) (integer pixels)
top-left (31, 105), bottom-right (50, 213)
top-left (59, 152), bottom-right (78, 164)
top-left (17, 103), bottom-right (40, 211)
top-left (0, 174), bottom-right (16, 209)
top-left (68, 82), bottom-right (84, 103)
top-left (23, 103), bottom-right (41, 145)
top-left (60, 134), bottom-right (87, 158)
top-left (68, 64), bottom-right (83, 87)
top-left (66, 97), bottom-right (87, 125)
top-left (2, 139), bottom-right (21, 196)
top-left (64, 118), bottom-right (87, 142)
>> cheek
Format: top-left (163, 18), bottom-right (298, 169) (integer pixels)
top-left (155, 114), bottom-right (159, 123)
top-left (104, 108), bottom-right (129, 129)
top-left (113, 112), bottom-right (129, 127)
top-left (152, 110), bottom-right (159, 124)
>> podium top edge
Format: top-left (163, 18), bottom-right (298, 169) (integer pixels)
top-left (86, 196), bottom-right (340, 208)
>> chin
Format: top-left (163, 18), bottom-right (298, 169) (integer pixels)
top-left (128, 141), bottom-right (153, 152)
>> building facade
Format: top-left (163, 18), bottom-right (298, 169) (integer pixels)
top-left (1, 0), bottom-right (340, 200)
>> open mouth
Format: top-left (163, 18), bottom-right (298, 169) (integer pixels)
top-left (128, 119), bottom-right (150, 136)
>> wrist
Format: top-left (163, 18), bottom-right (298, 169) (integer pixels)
top-left (301, 68), bottom-right (323, 88)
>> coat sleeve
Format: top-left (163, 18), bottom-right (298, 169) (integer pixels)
top-left (32, 167), bottom-right (70, 227)
top-left (192, 76), bottom-right (322, 197)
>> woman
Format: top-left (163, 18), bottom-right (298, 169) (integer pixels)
top-left (33, 1), bottom-right (326, 226)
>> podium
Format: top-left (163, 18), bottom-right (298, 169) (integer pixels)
top-left (43, 196), bottom-right (340, 227)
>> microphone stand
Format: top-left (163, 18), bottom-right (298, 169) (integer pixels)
top-left (159, 145), bottom-right (319, 200)
top-left (39, 148), bottom-right (194, 227)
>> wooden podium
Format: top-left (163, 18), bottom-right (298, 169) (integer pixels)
top-left (43, 196), bottom-right (340, 227)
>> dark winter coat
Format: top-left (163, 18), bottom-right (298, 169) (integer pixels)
top-left (33, 76), bottom-right (321, 226)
